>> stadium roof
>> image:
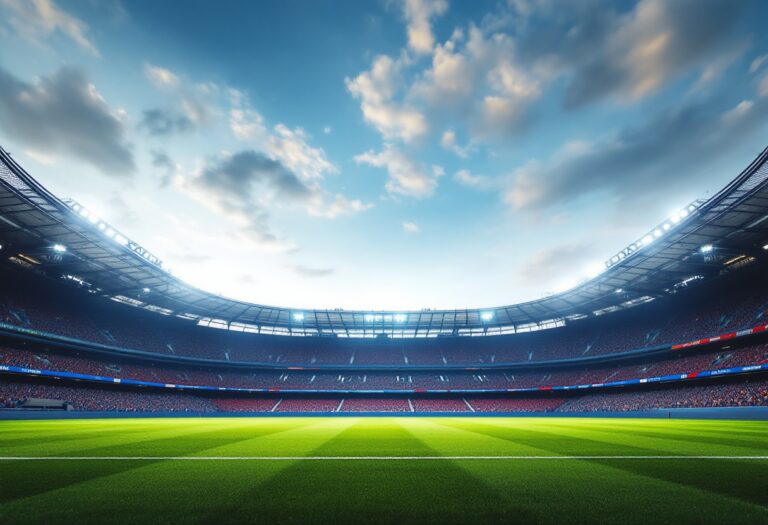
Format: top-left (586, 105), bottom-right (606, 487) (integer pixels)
top-left (1, 144), bottom-right (768, 338)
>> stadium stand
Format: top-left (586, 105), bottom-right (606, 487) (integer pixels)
top-left (558, 380), bottom-right (768, 412)
top-left (2, 145), bottom-right (768, 414)
top-left (340, 398), bottom-right (412, 412)
top-left (1, 264), bottom-right (767, 368)
top-left (467, 398), bottom-right (566, 413)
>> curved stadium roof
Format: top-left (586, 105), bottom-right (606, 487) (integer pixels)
top-left (1, 144), bottom-right (768, 338)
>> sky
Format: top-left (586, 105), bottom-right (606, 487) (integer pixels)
top-left (0, 0), bottom-right (767, 311)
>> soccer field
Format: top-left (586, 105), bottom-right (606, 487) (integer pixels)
top-left (1, 417), bottom-right (767, 524)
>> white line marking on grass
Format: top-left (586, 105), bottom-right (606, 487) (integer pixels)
top-left (1, 455), bottom-right (767, 461)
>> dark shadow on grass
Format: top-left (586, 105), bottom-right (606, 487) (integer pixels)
top-left (0, 420), bottom-right (313, 505)
top-left (203, 419), bottom-right (536, 525)
top-left (539, 422), bottom-right (768, 454)
top-left (436, 420), bottom-right (768, 510)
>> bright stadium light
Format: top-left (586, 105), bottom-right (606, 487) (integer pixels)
top-left (763, 244), bottom-right (768, 251)
top-left (480, 311), bottom-right (494, 322)
top-left (52, 244), bottom-right (67, 252)
top-left (394, 313), bottom-right (407, 323)
top-left (142, 287), bottom-right (151, 293)
top-left (700, 244), bottom-right (714, 254)
top-left (293, 312), bottom-right (305, 322)
top-left (585, 262), bottom-right (606, 278)
top-left (641, 235), bottom-right (654, 246)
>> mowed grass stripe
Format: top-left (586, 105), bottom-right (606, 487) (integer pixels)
top-left (2, 455), bottom-right (767, 460)
top-left (2, 417), bottom-right (768, 525)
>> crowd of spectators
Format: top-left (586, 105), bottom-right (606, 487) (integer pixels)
top-left (559, 380), bottom-right (768, 412)
top-left (468, 397), bottom-right (566, 412)
top-left (2, 344), bottom-right (765, 392)
top-left (0, 380), bottom-right (216, 412)
top-left (1, 266), bottom-right (767, 366)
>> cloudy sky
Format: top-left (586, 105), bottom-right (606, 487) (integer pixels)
top-left (1, 0), bottom-right (767, 310)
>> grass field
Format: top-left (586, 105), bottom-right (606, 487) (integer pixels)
top-left (1, 417), bottom-right (768, 524)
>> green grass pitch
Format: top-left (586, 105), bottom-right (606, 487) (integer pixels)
top-left (1, 416), bottom-right (767, 524)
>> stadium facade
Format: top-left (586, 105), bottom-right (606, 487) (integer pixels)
top-left (1, 144), bottom-right (768, 413)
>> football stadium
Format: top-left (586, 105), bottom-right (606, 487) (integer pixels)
top-left (2, 0), bottom-right (768, 523)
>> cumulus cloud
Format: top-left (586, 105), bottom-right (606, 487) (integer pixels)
top-left (750, 54), bottom-right (768, 74)
top-left (144, 63), bottom-right (180, 89)
top-left (402, 221), bottom-right (420, 233)
top-left (139, 108), bottom-right (193, 136)
top-left (182, 150), bottom-right (312, 248)
top-left (226, 88), bottom-right (372, 222)
top-left (229, 88), bottom-right (267, 142)
top-left (150, 149), bottom-right (177, 187)
top-left (268, 124), bottom-right (337, 182)
top-left (403, 0), bottom-right (448, 54)
top-left (561, 0), bottom-right (740, 108)
top-left (0, 65), bottom-right (134, 175)
top-left (346, 0), bottom-right (750, 149)
top-left (440, 129), bottom-right (474, 158)
top-left (0, 0), bottom-right (98, 54)
top-left (307, 193), bottom-right (374, 219)
top-left (505, 93), bottom-right (768, 211)
top-left (454, 169), bottom-right (492, 190)
top-left (142, 64), bottom-right (217, 132)
top-left (355, 144), bottom-right (443, 198)
top-left (345, 55), bottom-right (428, 142)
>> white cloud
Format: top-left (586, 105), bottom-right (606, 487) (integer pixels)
top-left (0, 0), bottom-right (98, 55)
top-left (355, 144), bottom-right (443, 198)
top-left (750, 54), bottom-right (768, 74)
top-left (440, 129), bottom-right (474, 158)
top-left (403, 0), bottom-right (448, 55)
top-left (144, 63), bottom-right (180, 89)
top-left (323, 126), bottom-right (332, 134)
top-left (345, 55), bottom-right (428, 142)
top-left (228, 89), bottom-right (267, 141)
top-left (454, 169), bottom-right (491, 189)
top-left (759, 73), bottom-right (768, 98)
top-left (268, 124), bottom-right (337, 183)
top-left (308, 193), bottom-right (374, 219)
top-left (402, 221), bottom-right (420, 233)
top-left (722, 100), bottom-right (754, 125)
top-left (0, 65), bottom-right (134, 175)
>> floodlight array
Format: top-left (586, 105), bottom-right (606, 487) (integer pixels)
top-left (65, 200), bottom-right (172, 273)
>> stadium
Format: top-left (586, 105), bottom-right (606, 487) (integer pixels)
top-left (2, 1), bottom-right (768, 523)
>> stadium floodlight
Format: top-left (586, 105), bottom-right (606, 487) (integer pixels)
top-left (114, 234), bottom-right (128, 246)
top-left (641, 235), bottom-right (654, 246)
top-left (293, 312), bottom-right (305, 322)
top-left (52, 244), bottom-right (67, 253)
top-left (142, 287), bottom-right (151, 293)
top-left (394, 313), bottom-right (407, 323)
top-left (700, 244), bottom-right (714, 254)
top-left (764, 244), bottom-right (768, 251)
top-left (615, 288), bottom-right (623, 294)
top-left (480, 311), bottom-right (494, 322)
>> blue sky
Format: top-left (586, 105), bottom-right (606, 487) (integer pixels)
top-left (1, 0), bottom-right (767, 310)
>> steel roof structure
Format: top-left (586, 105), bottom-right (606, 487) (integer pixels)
top-left (1, 144), bottom-right (768, 338)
